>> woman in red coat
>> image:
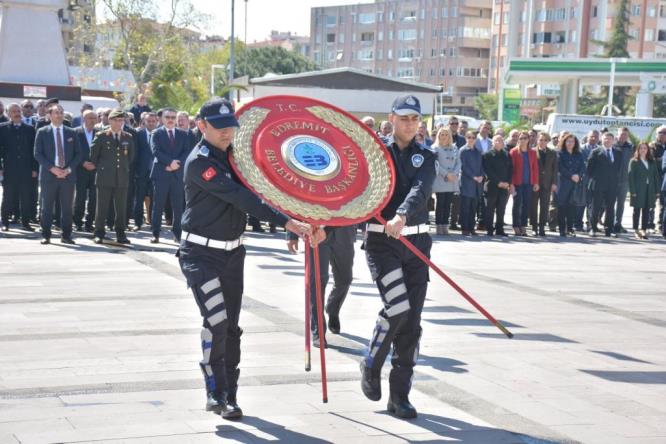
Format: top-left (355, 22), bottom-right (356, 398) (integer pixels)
top-left (509, 131), bottom-right (540, 236)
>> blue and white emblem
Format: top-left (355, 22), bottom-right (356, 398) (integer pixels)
top-left (199, 145), bottom-right (210, 157)
top-left (411, 153), bottom-right (424, 168)
top-left (219, 104), bottom-right (230, 115)
top-left (282, 135), bottom-right (341, 180)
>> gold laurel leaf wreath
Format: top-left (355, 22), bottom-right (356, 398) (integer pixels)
top-left (233, 105), bottom-right (392, 222)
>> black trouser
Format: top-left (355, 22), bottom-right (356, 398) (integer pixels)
top-left (178, 242), bottom-right (245, 399)
top-left (363, 232), bottom-right (431, 396)
top-left (434, 192), bottom-right (454, 225)
top-left (94, 186), bottom-right (128, 237)
top-left (485, 187), bottom-right (509, 234)
top-left (30, 177), bottom-right (38, 221)
top-left (39, 179), bottom-right (74, 239)
top-left (633, 207), bottom-right (649, 231)
top-left (308, 226), bottom-right (355, 337)
top-left (73, 170), bottom-right (96, 229)
top-left (591, 188), bottom-right (616, 234)
top-left (151, 174), bottom-right (183, 238)
top-left (460, 196), bottom-right (478, 232)
top-left (558, 204), bottom-right (576, 234)
top-left (476, 191), bottom-right (486, 227)
top-left (530, 186), bottom-right (551, 229)
top-left (133, 176), bottom-right (151, 227)
top-left (450, 194), bottom-right (460, 227)
top-left (512, 184), bottom-right (532, 228)
top-left (1, 178), bottom-right (32, 226)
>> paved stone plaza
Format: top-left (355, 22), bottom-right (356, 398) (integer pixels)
top-left (0, 227), bottom-right (664, 444)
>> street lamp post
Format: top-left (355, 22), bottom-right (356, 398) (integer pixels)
top-left (607, 57), bottom-right (628, 117)
top-left (229, 0), bottom-right (235, 93)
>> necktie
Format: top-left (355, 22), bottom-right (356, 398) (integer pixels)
top-left (168, 130), bottom-right (175, 146)
top-left (56, 127), bottom-right (65, 168)
top-left (607, 150), bottom-right (613, 162)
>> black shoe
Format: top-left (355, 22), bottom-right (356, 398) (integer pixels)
top-left (150, 236), bottom-right (159, 244)
top-left (269, 225), bottom-right (277, 234)
top-left (222, 395), bottom-right (243, 420)
top-left (251, 225), bottom-right (265, 233)
top-left (132, 226), bottom-right (142, 232)
top-left (449, 224), bottom-right (459, 230)
top-left (616, 225), bottom-right (628, 234)
top-left (387, 392), bottom-right (417, 419)
top-left (360, 363), bottom-right (381, 401)
top-left (496, 231), bottom-right (509, 237)
top-left (116, 234), bottom-right (131, 244)
top-left (538, 228), bottom-right (546, 237)
top-left (486, 231), bottom-right (494, 236)
top-left (75, 224), bottom-right (83, 232)
top-left (22, 224), bottom-right (35, 232)
top-left (470, 230), bottom-right (478, 236)
top-left (174, 237), bottom-right (181, 243)
top-left (559, 232), bottom-right (567, 237)
top-left (327, 312), bottom-right (341, 334)
top-left (94, 236), bottom-right (104, 244)
top-left (313, 335), bottom-right (327, 349)
top-left (84, 225), bottom-right (94, 233)
top-left (205, 392), bottom-right (227, 414)
top-left (61, 237), bottom-right (75, 245)
top-left (40, 238), bottom-right (50, 245)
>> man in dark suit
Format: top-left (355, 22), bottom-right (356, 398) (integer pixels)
top-left (530, 132), bottom-right (559, 236)
top-left (132, 112), bottom-right (158, 231)
top-left (72, 103), bottom-right (93, 128)
top-left (149, 107), bottom-right (189, 243)
top-left (20, 100), bottom-right (36, 126)
top-left (90, 109), bottom-right (135, 244)
top-left (587, 132), bottom-right (623, 237)
top-left (129, 94), bottom-right (151, 124)
top-left (0, 101), bottom-right (7, 124)
top-left (73, 110), bottom-right (98, 232)
top-left (33, 104), bottom-right (82, 244)
top-left (0, 103), bottom-right (37, 231)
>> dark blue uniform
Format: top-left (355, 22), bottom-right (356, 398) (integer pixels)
top-left (178, 140), bottom-right (288, 403)
top-left (363, 136), bottom-right (436, 397)
top-left (0, 121), bottom-right (37, 227)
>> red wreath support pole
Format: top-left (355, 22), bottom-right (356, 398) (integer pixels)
top-left (304, 242), bottom-right (312, 372)
top-left (311, 241), bottom-right (329, 402)
top-left (374, 215), bottom-right (513, 339)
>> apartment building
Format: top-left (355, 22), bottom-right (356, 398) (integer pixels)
top-left (310, 0), bottom-right (492, 116)
top-left (489, 0), bottom-right (665, 94)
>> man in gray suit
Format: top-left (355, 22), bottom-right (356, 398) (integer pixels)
top-left (34, 104), bottom-right (82, 244)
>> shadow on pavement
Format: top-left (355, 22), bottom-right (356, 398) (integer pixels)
top-left (579, 370), bottom-right (666, 384)
top-left (216, 416), bottom-right (331, 443)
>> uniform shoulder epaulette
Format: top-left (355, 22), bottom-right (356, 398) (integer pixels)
top-left (197, 145), bottom-right (210, 158)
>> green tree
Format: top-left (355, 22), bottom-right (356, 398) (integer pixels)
top-left (235, 46), bottom-right (317, 78)
top-left (654, 95), bottom-right (666, 118)
top-left (595, 0), bottom-right (632, 114)
top-left (474, 93), bottom-right (498, 121)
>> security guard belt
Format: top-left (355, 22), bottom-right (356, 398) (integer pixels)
top-left (182, 231), bottom-right (243, 250)
top-left (366, 223), bottom-right (430, 236)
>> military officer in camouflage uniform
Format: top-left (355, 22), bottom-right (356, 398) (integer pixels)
top-left (90, 109), bottom-right (135, 244)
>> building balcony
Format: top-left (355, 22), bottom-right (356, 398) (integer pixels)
top-left (458, 37), bottom-right (491, 49)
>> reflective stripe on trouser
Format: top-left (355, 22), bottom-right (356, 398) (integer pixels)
top-left (363, 233), bottom-right (431, 395)
top-left (179, 244), bottom-right (245, 398)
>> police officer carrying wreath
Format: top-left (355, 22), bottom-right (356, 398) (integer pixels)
top-left (90, 109), bottom-right (135, 244)
top-left (178, 97), bottom-right (320, 420)
top-left (360, 95), bottom-right (436, 419)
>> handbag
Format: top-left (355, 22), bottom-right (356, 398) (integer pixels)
top-left (572, 180), bottom-right (586, 206)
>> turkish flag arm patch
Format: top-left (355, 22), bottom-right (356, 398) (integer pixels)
top-left (202, 167), bottom-right (217, 181)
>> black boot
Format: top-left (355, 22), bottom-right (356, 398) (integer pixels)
top-left (327, 311), bottom-right (341, 334)
top-left (222, 394), bottom-right (243, 420)
top-left (205, 392), bottom-right (227, 414)
top-left (116, 232), bottom-right (131, 244)
top-left (360, 362), bottom-right (381, 401)
top-left (387, 392), bottom-right (417, 419)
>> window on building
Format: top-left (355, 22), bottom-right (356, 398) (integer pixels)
top-left (361, 32), bottom-right (374, 42)
top-left (631, 5), bottom-right (640, 16)
top-left (449, 47), bottom-right (456, 56)
top-left (377, 49), bottom-right (383, 60)
top-left (570, 30), bottom-right (577, 43)
top-left (325, 15), bottom-right (336, 26)
top-left (339, 33), bottom-right (345, 43)
top-left (658, 30), bottom-right (666, 41)
top-left (648, 6), bottom-right (656, 17)
top-left (503, 11), bottom-right (509, 23)
top-left (398, 29), bottom-right (417, 40)
top-left (378, 31), bottom-right (384, 41)
top-left (387, 49), bottom-right (393, 59)
top-left (420, 9), bottom-right (425, 19)
top-left (401, 10), bottom-right (417, 21)
top-left (430, 67), bottom-right (435, 77)
top-left (387, 69), bottom-right (392, 76)
top-left (441, 48), bottom-right (447, 56)
top-left (358, 49), bottom-right (374, 60)
top-left (493, 12), bottom-right (500, 25)
top-left (314, 51), bottom-right (321, 63)
top-left (442, 7), bottom-right (448, 18)
top-left (389, 30), bottom-right (394, 40)
top-left (592, 6), bottom-right (598, 17)
top-left (570, 7), bottom-right (576, 19)
top-left (645, 29), bottom-right (654, 41)
top-left (326, 33), bottom-right (335, 43)
top-left (440, 67), bottom-right (446, 76)
top-left (340, 15), bottom-right (345, 25)
top-left (377, 11), bottom-right (384, 22)
top-left (398, 48), bottom-right (415, 59)
top-left (315, 34), bottom-right (321, 44)
top-left (432, 28), bottom-right (438, 38)
top-left (629, 28), bottom-right (639, 39)
top-left (397, 68), bottom-right (414, 78)
top-left (420, 29), bottom-right (425, 39)
top-left (554, 31), bottom-right (566, 43)
top-left (451, 7), bottom-right (458, 18)
top-left (359, 12), bottom-right (375, 24)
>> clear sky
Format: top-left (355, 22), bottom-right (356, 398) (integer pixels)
top-left (191, 0), bottom-right (373, 42)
